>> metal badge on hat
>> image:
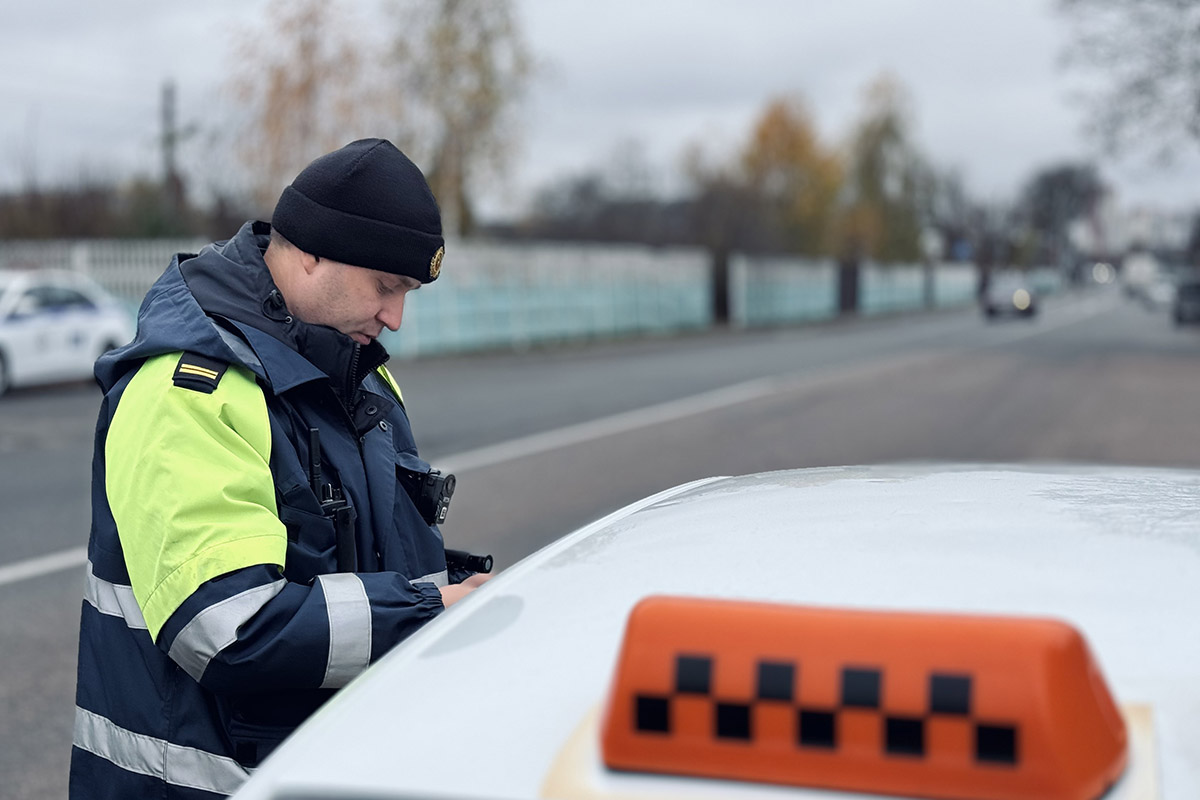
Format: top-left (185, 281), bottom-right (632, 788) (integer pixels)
top-left (429, 246), bottom-right (444, 280)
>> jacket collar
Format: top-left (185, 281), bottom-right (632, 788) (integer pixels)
top-left (179, 222), bottom-right (390, 399)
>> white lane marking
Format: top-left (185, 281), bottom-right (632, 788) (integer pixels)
top-left (440, 378), bottom-right (780, 473)
top-left (437, 348), bottom-right (947, 474)
top-left (0, 546), bottom-right (86, 587)
top-left (439, 295), bottom-right (1115, 474)
top-left (1, 294), bottom-right (1115, 586)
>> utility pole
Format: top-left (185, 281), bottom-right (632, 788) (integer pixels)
top-left (160, 80), bottom-right (186, 217)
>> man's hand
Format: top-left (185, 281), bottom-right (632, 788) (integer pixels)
top-left (439, 572), bottom-right (491, 607)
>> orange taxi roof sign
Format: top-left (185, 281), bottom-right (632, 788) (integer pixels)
top-left (601, 596), bottom-right (1127, 800)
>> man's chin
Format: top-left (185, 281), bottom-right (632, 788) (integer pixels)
top-left (349, 332), bottom-right (373, 346)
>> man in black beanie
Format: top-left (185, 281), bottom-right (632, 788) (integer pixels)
top-left (265, 138), bottom-right (445, 347)
top-left (71, 139), bottom-right (488, 800)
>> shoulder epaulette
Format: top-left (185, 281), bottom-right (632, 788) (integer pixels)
top-left (172, 353), bottom-right (229, 394)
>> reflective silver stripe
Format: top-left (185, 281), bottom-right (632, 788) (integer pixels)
top-left (84, 562), bottom-right (148, 630)
top-left (411, 569), bottom-right (448, 587)
top-left (168, 580), bottom-right (286, 683)
top-left (316, 573), bottom-right (372, 689)
top-left (73, 706), bottom-right (248, 796)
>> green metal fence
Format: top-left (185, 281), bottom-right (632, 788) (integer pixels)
top-left (1, 237), bottom-right (1058, 358)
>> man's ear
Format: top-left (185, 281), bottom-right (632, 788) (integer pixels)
top-left (298, 250), bottom-right (322, 275)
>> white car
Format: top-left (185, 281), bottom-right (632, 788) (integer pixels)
top-left (232, 464), bottom-right (1198, 800)
top-left (0, 269), bottom-right (134, 396)
top-left (981, 276), bottom-right (1037, 318)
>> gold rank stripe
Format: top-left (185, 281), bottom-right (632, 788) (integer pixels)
top-left (178, 364), bottom-right (220, 380)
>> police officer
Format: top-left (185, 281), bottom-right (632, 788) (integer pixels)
top-left (70, 139), bottom-right (488, 799)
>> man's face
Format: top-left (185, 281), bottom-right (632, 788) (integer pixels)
top-left (290, 257), bottom-right (421, 345)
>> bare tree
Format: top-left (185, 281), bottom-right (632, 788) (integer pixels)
top-left (385, 0), bottom-right (533, 236)
top-left (1058, 0), bottom-right (1200, 160)
top-left (1016, 162), bottom-right (1106, 266)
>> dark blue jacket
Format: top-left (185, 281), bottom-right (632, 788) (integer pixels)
top-left (71, 222), bottom-right (452, 799)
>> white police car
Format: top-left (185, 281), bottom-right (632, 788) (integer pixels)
top-left (0, 269), bottom-right (134, 396)
top-left (232, 464), bottom-right (1197, 800)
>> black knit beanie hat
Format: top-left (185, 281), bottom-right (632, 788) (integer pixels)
top-left (271, 138), bottom-right (445, 283)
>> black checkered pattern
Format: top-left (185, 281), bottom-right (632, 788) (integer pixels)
top-left (633, 654), bottom-right (1019, 765)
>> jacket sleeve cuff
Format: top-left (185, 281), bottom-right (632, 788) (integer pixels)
top-left (416, 581), bottom-right (445, 613)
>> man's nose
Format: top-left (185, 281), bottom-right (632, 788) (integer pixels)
top-left (377, 296), bottom-right (405, 331)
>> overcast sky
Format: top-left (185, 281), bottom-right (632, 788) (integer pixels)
top-left (1, 0), bottom-right (1196, 221)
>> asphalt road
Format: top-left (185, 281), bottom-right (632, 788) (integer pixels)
top-left (3, 285), bottom-right (1199, 799)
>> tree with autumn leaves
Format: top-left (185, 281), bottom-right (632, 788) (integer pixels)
top-left (220, 0), bottom-right (939, 263)
top-left (833, 76), bottom-right (933, 265)
top-left (687, 76), bottom-right (933, 265)
top-left (220, 0), bottom-right (944, 267)
top-left (740, 96), bottom-right (843, 257)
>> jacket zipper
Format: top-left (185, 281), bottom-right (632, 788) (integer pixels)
top-left (346, 343), bottom-right (362, 397)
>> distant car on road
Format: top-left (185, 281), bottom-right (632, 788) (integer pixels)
top-left (1120, 250), bottom-right (1162, 304)
top-left (981, 274), bottom-right (1037, 319)
top-left (0, 269), bottom-right (134, 396)
top-left (230, 463), bottom-right (1197, 800)
top-left (1173, 279), bottom-right (1200, 326)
